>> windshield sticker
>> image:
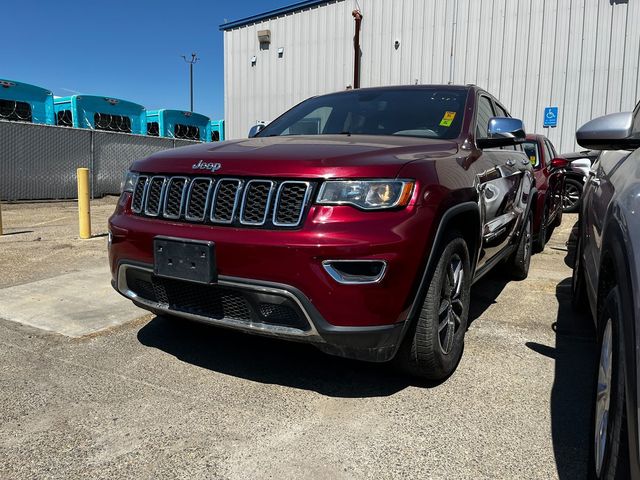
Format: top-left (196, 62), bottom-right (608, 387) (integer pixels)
top-left (529, 155), bottom-right (537, 165)
top-left (439, 111), bottom-right (456, 127)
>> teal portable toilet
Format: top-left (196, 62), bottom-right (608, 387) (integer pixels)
top-left (54, 95), bottom-right (146, 134)
top-left (146, 109), bottom-right (210, 141)
top-left (210, 119), bottom-right (225, 141)
top-left (0, 79), bottom-right (55, 124)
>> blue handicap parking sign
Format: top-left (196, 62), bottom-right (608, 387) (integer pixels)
top-left (544, 107), bottom-right (559, 127)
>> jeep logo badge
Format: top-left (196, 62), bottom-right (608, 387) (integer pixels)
top-left (192, 160), bottom-right (221, 172)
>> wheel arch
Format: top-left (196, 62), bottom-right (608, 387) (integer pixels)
top-left (393, 202), bottom-right (481, 352)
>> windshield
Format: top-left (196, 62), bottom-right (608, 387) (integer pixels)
top-left (523, 141), bottom-right (540, 168)
top-left (259, 88), bottom-right (468, 140)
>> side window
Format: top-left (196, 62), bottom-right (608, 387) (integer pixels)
top-left (546, 139), bottom-right (558, 159)
top-left (543, 140), bottom-right (554, 166)
top-left (494, 103), bottom-right (508, 118)
top-left (522, 141), bottom-right (540, 168)
top-left (493, 101), bottom-right (516, 150)
top-left (476, 96), bottom-right (495, 139)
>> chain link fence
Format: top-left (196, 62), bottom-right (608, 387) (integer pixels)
top-left (0, 120), bottom-right (199, 201)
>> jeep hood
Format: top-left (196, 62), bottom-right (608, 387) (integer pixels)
top-left (131, 135), bottom-right (459, 178)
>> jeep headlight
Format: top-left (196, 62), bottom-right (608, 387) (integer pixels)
top-left (316, 180), bottom-right (414, 210)
top-left (121, 171), bottom-right (138, 193)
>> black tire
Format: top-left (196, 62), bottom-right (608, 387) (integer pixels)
top-left (509, 211), bottom-right (532, 280)
top-left (562, 178), bottom-right (583, 213)
top-left (553, 201), bottom-right (563, 227)
top-left (534, 204), bottom-right (548, 254)
top-left (572, 234), bottom-right (588, 313)
top-left (588, 287), bottom-right (629, 479)
top-left (395, 232), bottom-right (471, 381)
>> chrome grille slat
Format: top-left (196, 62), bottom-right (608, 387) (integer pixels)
top-left (132, 175), bottom-right (311, 228)
top-left (211, 178), bottom-right (242, 224)
top-left (240, 180), bottom-right (275, 226)
top-left (273, 181), bottom-right (311, 227)
top-left (131, 175), bottom-right (149, 214)
top-left (144, 176), bottom-right (167, 217)
top-left (162, 177), bottom-right (188, 220)
top-left (185, 178), bottom-right (213, 222)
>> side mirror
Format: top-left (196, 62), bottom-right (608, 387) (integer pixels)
top-left (550, 157), bottom-right (570, 169)
top-left (248, 124), bottom-right (265, 138)
top-left (576, 111), bottom-right (640, 150)
top-left (570, 158), bottom-right (592, 170)
top-left (477, 117), bottom-right (526, 148)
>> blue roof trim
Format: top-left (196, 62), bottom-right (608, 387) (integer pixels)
top-left (219, 0), bottom-right (331, 30)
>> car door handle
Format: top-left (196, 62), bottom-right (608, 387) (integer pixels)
top-left (505, 159), bottom-right (515, 167)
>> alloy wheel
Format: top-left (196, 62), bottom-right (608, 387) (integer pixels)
top-left (595, 318), bottom-right (613, 477)
top-left (438, 254), bottom-right (464, 354)
top-left (563, 183), bottom-right (581, 210)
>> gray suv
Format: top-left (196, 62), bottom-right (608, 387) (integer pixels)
top-left (572, 101), bottom-right (640, 479)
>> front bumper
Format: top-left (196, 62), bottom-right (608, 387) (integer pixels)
top-left (113, 262), bottom-right (405, 361)
top-left (109, 193), bottom-right (435, 361)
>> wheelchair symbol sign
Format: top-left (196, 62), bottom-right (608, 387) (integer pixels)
top-left (544, 107), bottom-right (558, 127)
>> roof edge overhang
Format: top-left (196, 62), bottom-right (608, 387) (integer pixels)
top-left (219, 0), bottom-right (332, 31)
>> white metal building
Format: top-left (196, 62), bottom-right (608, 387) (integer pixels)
top-left (221, 0), bottom-right (640, 153)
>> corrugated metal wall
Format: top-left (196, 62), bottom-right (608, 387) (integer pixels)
top-left (223, 1), bottom-right (354, 139)
top-left (223, 0), bottom-right (640, 153)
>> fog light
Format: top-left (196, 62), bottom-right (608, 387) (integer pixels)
top-left (322, 260), bottom-right (387, 284)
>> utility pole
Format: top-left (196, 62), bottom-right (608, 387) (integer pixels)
top-left (181, 53), bottom-right (199, 112)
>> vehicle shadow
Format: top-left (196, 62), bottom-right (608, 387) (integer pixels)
top-left (525, 224), bottom-right (596, 480)
top-left (137, 315), bottom-right (413, 398)
top-left (468, 268), bottom-right (510, 325)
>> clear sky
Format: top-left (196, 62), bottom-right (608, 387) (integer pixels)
top-left (2, 0), bottom-right (294, 121)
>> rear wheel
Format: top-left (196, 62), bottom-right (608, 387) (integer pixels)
top-left (534, 204), bottom-right (548, 254)
top-left (509, 211), bottom-right (532, 280)
top-left (572, 235), bottom-right (588, 313)
top-left (562, 178), bottom-right (583, 213)
top-left (588, 288), bottom-right (629, 479)
top-left (396, 232), bottom-right (471, 381)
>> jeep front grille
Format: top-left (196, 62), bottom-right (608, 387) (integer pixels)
top-left (144, 176), bottom-right (166, 217)
top-left (131, 175), bottom-right (312, 228)
top-left (185, 178), bottom-right (212, 221)
top-left (240, 180), bottom-right (274, 225)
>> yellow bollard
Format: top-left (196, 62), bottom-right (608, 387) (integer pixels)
top-left (77, 168), bottom-right (91, 239)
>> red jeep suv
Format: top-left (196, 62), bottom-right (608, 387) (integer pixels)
top-left (109, 85), bottom-right (535, 380)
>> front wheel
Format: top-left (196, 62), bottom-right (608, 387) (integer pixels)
top-left (588, 288), bottom-right (629, 479)
top-left (395, 232), bottom-right (471, 381)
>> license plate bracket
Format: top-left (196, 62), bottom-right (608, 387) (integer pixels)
top-left (153, 237), bottom-right (216, 284)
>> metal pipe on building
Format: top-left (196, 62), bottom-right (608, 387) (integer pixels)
top-left (352, 10), bottom-right (363, 89)
top-left (448, 0), bottom-right (458, 84)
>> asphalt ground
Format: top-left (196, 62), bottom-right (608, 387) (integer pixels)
top-left (0, 199), bottom-right (595, 479)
